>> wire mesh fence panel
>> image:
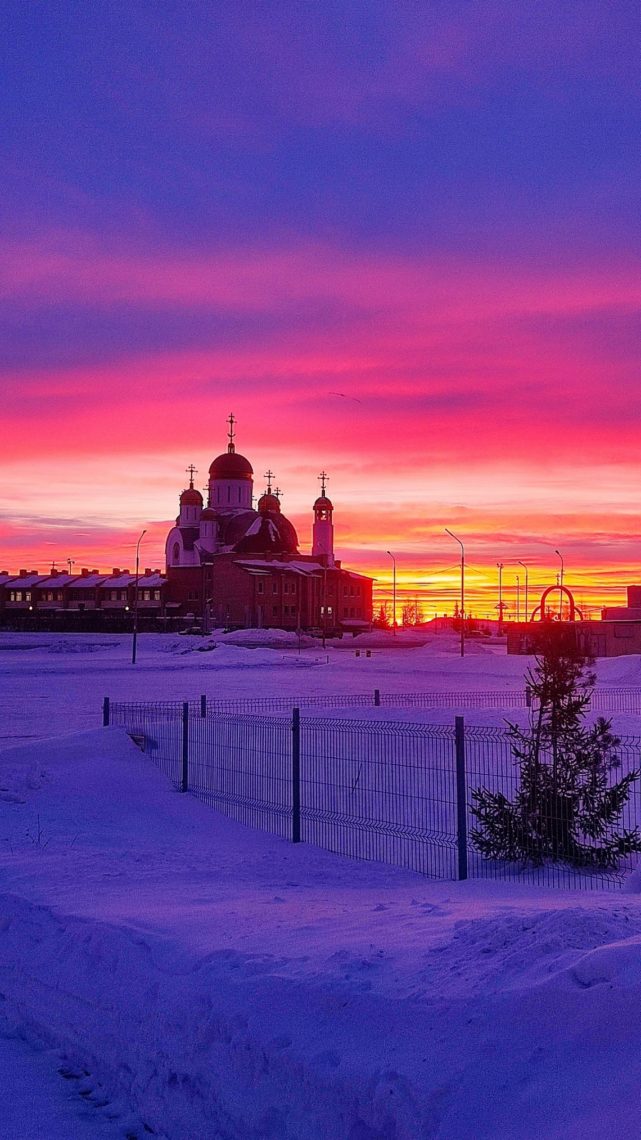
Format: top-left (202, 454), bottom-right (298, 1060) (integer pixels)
top-left (588, 689), bottom-right (641, 714)
top-left (204, 694), bottom-right (374, 715)
top-left (299, 719), bottom-right (458, 878)
top-left (110, 701), bottom-right (184, 787)
top-left (379, 691), bottom-right (526, 710)
top-left (464, 726), bottom-right (641, 890)
top-left (188, 713), bottom-right (293, 838)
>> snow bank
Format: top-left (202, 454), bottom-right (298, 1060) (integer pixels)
top-left (3, 728), bottom-right (641, 1136)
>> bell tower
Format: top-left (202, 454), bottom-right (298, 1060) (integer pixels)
top-left (312, 471), bottom-right (334, 565)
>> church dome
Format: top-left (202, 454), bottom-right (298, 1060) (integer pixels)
top-left (209, 450), bottom-right (253, 480)
top-left (258, 493), bottom-right (281, 514)
top-left (234, 513), bottom-right (299, 556)
top-left (180, 487), bottom-right (203, 506)
top-left (200, 507), bottom-right (217, 520)
top-left (314, 495), bottom-right (333, 511)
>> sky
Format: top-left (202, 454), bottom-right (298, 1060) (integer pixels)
top-left (1, 0), bottom-right (639, 617)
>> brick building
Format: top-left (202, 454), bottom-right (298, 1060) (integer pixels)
top-left (164, 418), bottom-right (373, 634)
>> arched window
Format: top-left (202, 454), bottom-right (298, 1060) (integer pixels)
top-left (172, 542), bottom-right (180, 565)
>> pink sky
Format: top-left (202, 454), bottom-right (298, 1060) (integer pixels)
top-left (3, 3), bottom-right (639, 616)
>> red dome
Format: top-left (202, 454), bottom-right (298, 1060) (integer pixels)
top-left (209, 449), bottom-right (253, 480)
top-left (258, 493), bottom-right (281, 514)
top-left (180, 487), bottom-right (203, 506)
top-left (200, 507), bottom-right (217, 520)
top-left (314, 495), bottom-right (333, 511)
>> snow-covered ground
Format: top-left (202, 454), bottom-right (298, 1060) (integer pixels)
top-left (3, 632), bottom-right (641, 1137)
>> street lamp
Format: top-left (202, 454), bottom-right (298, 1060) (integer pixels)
top-left (132, 528), bottom-right (147, 665)
top-left (386, 551), bottom-right (397, 636)
top-left (518, 560), bottom-right (529, 623)
top-left (497, 561), bottom-right (504, 634)
top-left (516, 574), bottom-right (520, 622)
top-left (555, 548), bottom-right (564, 619)
top-left (445, 529), bottom-right (465, 657)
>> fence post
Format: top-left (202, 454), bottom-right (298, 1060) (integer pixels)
top-left (455, 716), bottom-right (468, 881)
top-left (374, 688), bottom-right (381, 707)
top-left (103, 696), bottom-right (110, 727)
top-left (292, 707), bottom-right (301, 843)
top-left (200, 693), bottom-right (207, 718)
top-left (525, 684), bottom-right (532, 708)
top-left (181, 701), bottom-right (189, 793)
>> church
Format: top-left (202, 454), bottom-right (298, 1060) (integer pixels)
top-left (164, 416), bottom-right (373, 634)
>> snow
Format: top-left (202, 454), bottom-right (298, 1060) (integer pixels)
top-left (4, 633), bottom-right (641, 1136)
top-left (0, 1015), bottom-right (148, 1138)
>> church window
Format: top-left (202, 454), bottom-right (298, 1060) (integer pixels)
top-left (172, 542), bottom-right (180, 564)
top-left (257, 580), bottom-right (265, 594)
top-left (272, 581), bottom-right (278, 594)
top-left (272, 605), bottom-right (278, 616)
top-left (25, 591), bottom-right (31, 602)
top-left (227, 486), bottom-right (231, 502)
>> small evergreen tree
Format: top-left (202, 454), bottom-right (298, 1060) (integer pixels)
top-left (471, 629), bottom-right (641, 870)
top-left (372, 603), bottom-right (391, 629)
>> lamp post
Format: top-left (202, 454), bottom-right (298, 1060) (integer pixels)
top-left (518, 560), bottom-right (529, 623)
top-left (132, 528), bottom-right (147, 665)
top-left (497, 561), bottom-right (504, 634)
top-left (386, 551), bottom-right (397, 636)
top-left (516, 574), bottom-right (520, 622)
top-left (555, 548), bottom-right (564, 619)
top-left (445, 529), bottom-right (465, 657)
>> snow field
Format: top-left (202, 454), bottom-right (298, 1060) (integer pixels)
top-left (5, 635), bottom-right (641, 1135)
top-left (3, 722), bottom-right (641, 1135)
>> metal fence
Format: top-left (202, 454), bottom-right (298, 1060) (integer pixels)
top-left (103, 686), bottom-right (641, 721)
top-left (105, 696), bottom-right (641, 890)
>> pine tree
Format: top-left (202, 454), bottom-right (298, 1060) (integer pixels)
top-left (471, 629), bottom-right (641, 870)
top-left (372, 603), bottom-right (391, 629)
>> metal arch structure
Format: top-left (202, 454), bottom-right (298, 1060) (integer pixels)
top-left (529, 583), bottom-right (583, 623)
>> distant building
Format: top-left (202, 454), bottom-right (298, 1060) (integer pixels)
top-left (0, 566), bottom-right (167, 630)
top-left (507, 617), bottom-right (641, 658)
top-left (164, 416), bottom-right (373, 633)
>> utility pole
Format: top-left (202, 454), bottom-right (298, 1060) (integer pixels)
top-left (516, 574), bottom-right (520, 622)
top-left (132, 528), bottom-right (147, 665)
top-left (555, 548), bottom-right (564, 619)
top-left (518, 560), bottom-right (529, 623)
top-left (445, 529), bottom-right (464, 657)
top-left (386, 551), bottom-right (396, 636)
top-left (497, 561), bottom-right (504, 634)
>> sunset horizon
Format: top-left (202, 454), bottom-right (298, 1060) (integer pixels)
top-left (2, 2), bottom-right (638, 618)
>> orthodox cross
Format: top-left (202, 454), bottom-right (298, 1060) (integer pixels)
top-left (318, 470), bottom-right (329, 496)
top-left (273, 486), bottom-right (283, 501)
top-left (186, 464), bottom-right (198, 488)
top-left (227, 412), bottom-right (236, 450)
top-left (264, 469), bottom-right (274, 494)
